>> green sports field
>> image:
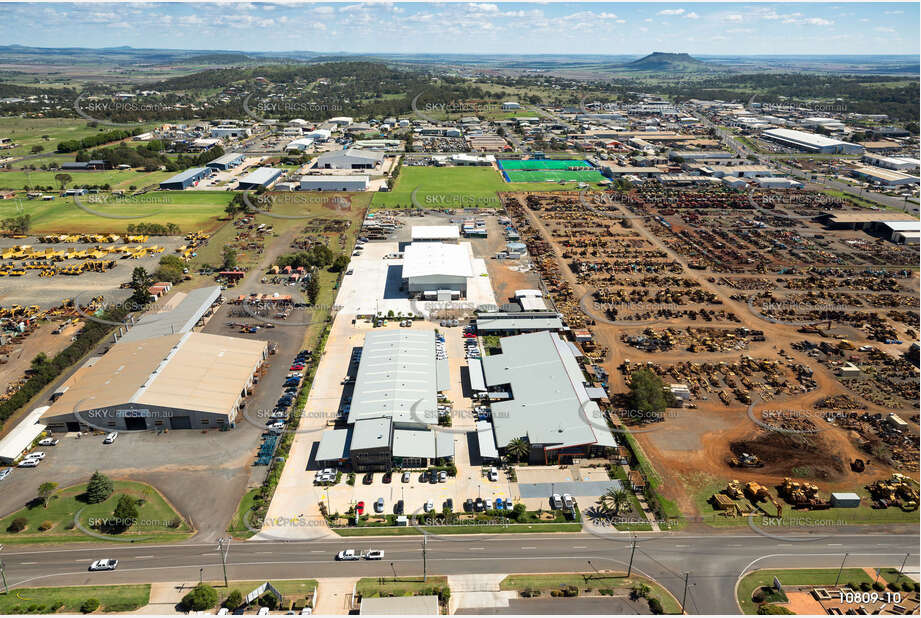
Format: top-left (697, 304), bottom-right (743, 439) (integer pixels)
top-left (503, 169), bottom-right (606, 182)
top-left (497, 158), bottom-right (592, 170)
top-left (371, 166), bottom-right (603, 209)
top-left (0, 190), bottom-right (233, 233)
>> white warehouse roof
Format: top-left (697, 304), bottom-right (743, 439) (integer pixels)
top-left (0, 406), bottom-right (48, 464)
top-left (402, 242), bottom-right (474, 279)
top-left (411, 225), bottom-right (460, 241)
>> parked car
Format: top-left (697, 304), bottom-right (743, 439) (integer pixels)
top-left (551, 493), bottom-right (563, 509)
top-left (0, 468), bottom-right (11, 481)
top-left (103, 432), bottom-right (118, 444)
top-left (375, 498), bottom-right (385, 513)
top-left (365, 550), bottom-right (384, 560)
top-left (424, 500), bottom-right (434, 512)
top-left (402, 471), bottom-right (411, 483)
top-left (18, 458), bottom-right (39, 467)
top-left (394, 499), bottom-right (404, 515)
top-left (464, 498), bottom-right (474, 512)
top-left (88, 559), bottom-right (118, 571)
top-left (27, 451), bottom-right (45, 460)
top-left (257, 607), bottom-right (270, 616)
top-left (356, 501), bottom-right (365, 515)
top-left (495, 498), bottom-right (504, 510)
top-left (484, 498), bottom-right (493, 510)
top-left (382, 472), bottom-right (392, 484)
top-left (444, 498), bottom-right (453, 511)
top-left (474, 497), bottom-right (484, 512)
top-left (362, 473), bottom-right (373, 485)
top-left (487, 467), bottom-right (499, 482)
top-left (563, 494), bottom-right (574, 509)
top-left (38, 437), bottom-right (59, 446)
top-left (438, 470), bottom-right (448, 483)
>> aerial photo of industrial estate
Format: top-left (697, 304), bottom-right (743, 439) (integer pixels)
top-left (0, 1), bottom-right (918, 616)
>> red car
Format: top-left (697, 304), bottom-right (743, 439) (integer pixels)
top-left (290, 364), bottom-right (305, 371)
top-left (356, 501), bottom-right (365, 515)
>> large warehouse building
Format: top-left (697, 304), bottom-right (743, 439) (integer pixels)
top-left (314, 149), bottom-right (384, 170)
top-left (761, 128), bottom-right (864, 155)
top-left (206, 152), bottom-right (245, 171)
top-left (482, 331), bottom-right (617, 464)
top-left (401, 242), bottom-right (476, 298)
top-left (159, 167), bottom-right (212, 190)
top-left (237, 167), bottom-right (284, 191)
top-left (40, 287), bottom-right (267, 433)
top-left (314, 330), bottom-right (453, 471)
top-left (299, 175), bottom-right (369, 191)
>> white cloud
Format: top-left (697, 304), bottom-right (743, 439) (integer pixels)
top-left (874, 26), bottom-right (896, 33)
top-left (685, 12), bottom-right (699, 19)
top-left (724, 14), bottom-right (744, 22)
top-left (657, 8), bottom-right (685, 16)
top-left (884, 10), bottom-right (903, 14)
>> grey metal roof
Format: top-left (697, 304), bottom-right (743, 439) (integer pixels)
top-left (237, 167), bottom-right (283, 187)
top-left (436, 357), bottom-right (450, 392)
top-left (476, 316), bottom-right (563, 332)
top-left (119, 286), bottom-right (221, 343)
top-left (316, 148), bottom-right (384, 165)
top-left (350, 417), bottom-right (392, 452)
top-left (161, 167), bottom-right (209, 185)
top-left (207, 152), bottom-right (243, 166)
top-left (347, 330), bottom-right (437, 426)
top-left (391, 428), bottom-right (455, 460)
top-left (467, 357), bottom-right (487, 392)
top-left (475, 420), bottom-right (499, 460)
top-left (483, 331), bottom-right (616, 450)
top-left (315, 427), bottom-right (351, 461)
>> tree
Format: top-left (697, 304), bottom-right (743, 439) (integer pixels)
top-left (181, 584), bottom-right (219, 611)
top-left (306, 275), bottom-right (320, 305)
top-left (505, 437), bottom-right (530, 463)
top-left (80, 599), bottom-right (100, 614)
top-left (222, 247), bottom-right (237, 270)
top-left (85, 471), bottom-right (114, 504)
top-left (130, 266), bottom-right (153, 307)
top-left (598, 487), bottom-right (630, 516)
top-left (53, 173), bottom-right (72, 189)
top-left (112, 494), bottom-right (139, 530)
top-left (331, 254), bottom-right (349, 272)
top-left (37, 482), bottom-right (58, 508)
top-left (31, 145), bottom-right (44, 154)
top-left (511, 502), bottom-right (527, 521)
top-left (223, 590), bottom-right (243, 610)
top-left (628, 369), bottom-right (672, 417)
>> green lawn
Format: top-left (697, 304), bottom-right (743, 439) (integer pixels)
top-left (227, 487), bottom-right (262, 539)
top-left (737, 568), bottom-right (874, 614)
top-left (0, 118), bottom-right (157, 158)
top-left (371, 166), bottom-right (602, 209)
top-left (0, 584), bottom-right (150, 613)
top-left (500, 573), bottom-right (681, 614)
top-left (0, 480), bottom-right (192, 544)
top-left (356, 576), bottom-right (448, 598)
top-left (0, 190), bottom-right (233, 233)
top-left (0, 169), bottom-right (174, 191)
top-left (334, 521), bottom-right (583, 536)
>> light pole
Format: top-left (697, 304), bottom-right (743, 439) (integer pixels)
top-left (390, 562), bottom-right (397, 581)
top-left (217, 537), bottom-right (229, 588)
top-left (199, 567), bottom-right (204, 586)
top-left (627, 536), bottom-right (637, 577)
top-left (681, 573), bottom-right (690, 614)
top-left (834, 553), bottom-right (849, 586)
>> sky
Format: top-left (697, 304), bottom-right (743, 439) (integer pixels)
top-left (0, 2), bottom-right (918, 56)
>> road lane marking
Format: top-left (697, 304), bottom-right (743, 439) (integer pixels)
top-left (22, 562), bottom-right (37, 565)
top-left (468, 547), bottom-right (485, 550)
top-left (573, 546), bottom-right (586, 549)
top-left (520, 546), bottom-right (536, 550)
top-left (134, 556), bottom-right (153, 559)
top-left (675, 545), bottom-right (688, 548)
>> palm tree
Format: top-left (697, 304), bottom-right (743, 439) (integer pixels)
top-left (598, 488), bottom-right (630, 516)
top-left (505, 438), bottom-right (530, 463)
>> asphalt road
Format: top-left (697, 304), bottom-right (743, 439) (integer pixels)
top-left (1, 529), bottom-right (916, 614)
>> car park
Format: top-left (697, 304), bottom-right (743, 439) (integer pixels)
top-left (89, 559), bottom-right (118, 571)
top-left (38, 437), bottom-right (59, 446)
top-left (103, 432), bottom-right (118, 444)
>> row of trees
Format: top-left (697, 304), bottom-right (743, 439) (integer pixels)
top-left (57, 127), bottom-right (144, 153)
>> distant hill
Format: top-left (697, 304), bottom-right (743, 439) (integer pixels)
top-left (623, 52), bottom-right (712, 72)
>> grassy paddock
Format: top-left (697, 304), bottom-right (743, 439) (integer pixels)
top-left (500, 572), bottom-right (681, 614)
top-left (0, 584), bottom-right (150, 613)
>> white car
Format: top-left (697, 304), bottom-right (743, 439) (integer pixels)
top-left (336, 549), bottom-right (359, 561)
top-left (89, 559), bottom-right (118, 571)
top-left (563, 494), bottom-right (574, 509)
top-left (0, 468), bottom-right (11, 481)
top-left (551, 493), bottom-right (563, 509)
top-left (424, 500), bottom-right (434, 512)
top-left (438, 470), bottom-right (447, 483)
top-left (27, 451), bottom-right (46, 460)
top-left (365, 550), bottom-right (384, 560)
top-left (18, 458), bottom-right (39, 468)
top-left (487, 467), bottom-right (499, 482)
top-left (257, 607), bottom-right (270, 616)
top-left (103, 432), bottom-right (118, 444)
top-left (38, 437), bottom-right (59, 446)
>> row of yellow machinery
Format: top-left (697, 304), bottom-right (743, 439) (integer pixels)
top-left (36, 234), bottom-right (150, 244)
top-left (0, 260), bottom-right (116, 277)
top-left (175, 231), bottom-right (211, 260)
top-left (2, 244), bottom-right (165, 261)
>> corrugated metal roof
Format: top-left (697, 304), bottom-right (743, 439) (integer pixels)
top-left (401, 242), bottom-right (474, 280)
top-left (0, 406), bottom-right (48, 463)
top-left (484, 331), bottom-right (616, 451)
top-left (347, 330), bottom-right (437, 425)
top-left (237, 167), bottom-right (283, 186)
top-left (316, 428), bottom-right (352, 461)
top-left (161, 167), bottom-right (209, 185)
top-left (475, 420), bottom-right (499, 459)
top-left (467, 358), bottom-right (487, 392)
top-left (476, 316), bottom-right (562, 332)
top-left (350, 417), bottom-right (392, 451)
top-left (119, 286), bottom-right (221, 343)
